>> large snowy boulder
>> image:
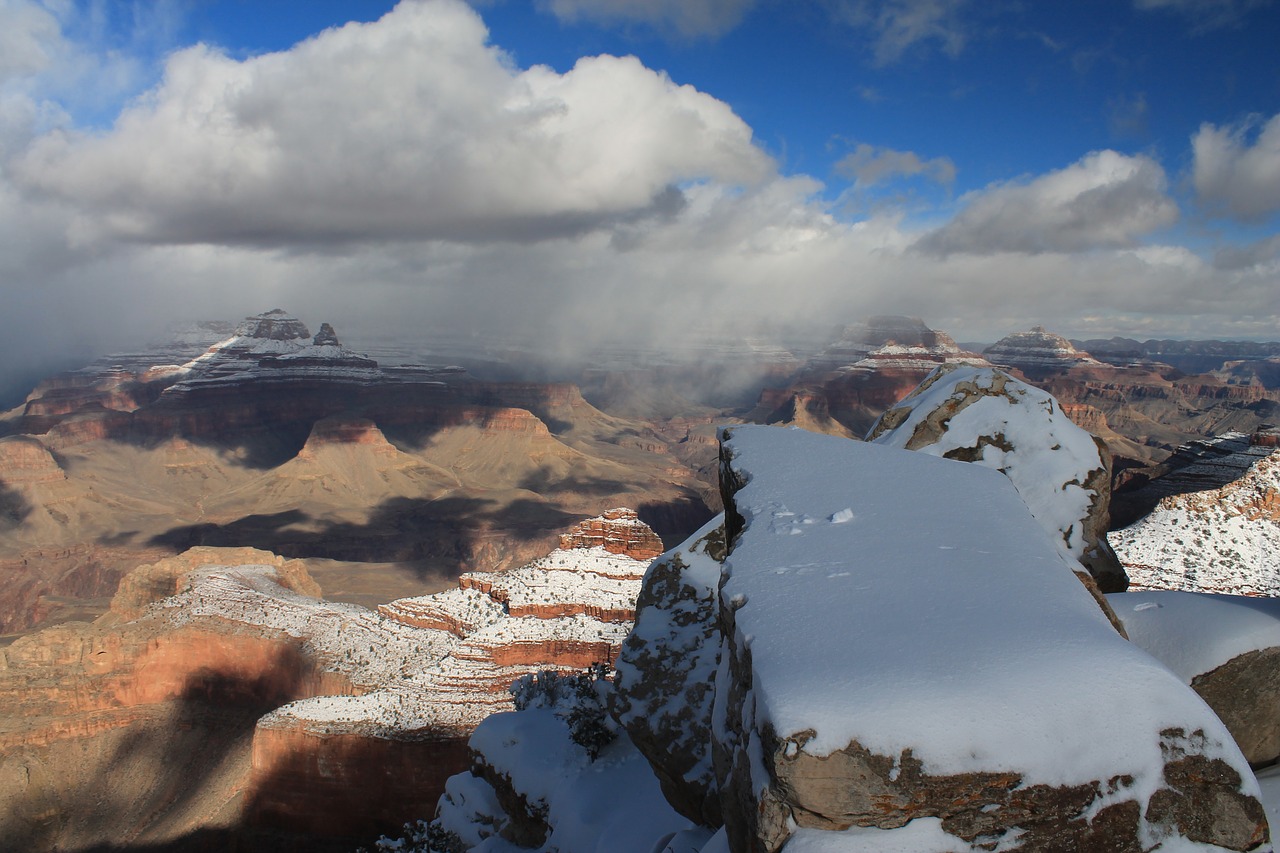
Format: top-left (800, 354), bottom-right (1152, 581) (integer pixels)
top-left (612, 515), bottom-right (726, 828)
top-left (713, 425), bottom-right (1267, 853)
top-left (1110, 590), bottom-right (1280, 768)
top-left (867, 364), bottom-right (1128, 593)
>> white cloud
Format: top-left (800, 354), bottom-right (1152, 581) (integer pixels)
top-left (916, 150), bottom-right (1178, 255)
top-left (0, 0), bottom-right (62, 81)
top-left (14, 0), bottom-right (773, 246)
top-left (0, 0), bottom-right (1276, 396)
top-left (1192, 112), bottom-right (1280, 221)
top-left (835, 144), bottom-right (956, 187)
top-left (828, 0), bottom-right (970, 65)
top-left (536, 0), bottom-right (755, 38)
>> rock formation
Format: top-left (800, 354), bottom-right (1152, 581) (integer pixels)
top-left (0, 509), bottom-right (664, 849)
top-left (751, 316), bottom-right (990, 437)
top-left (1109, 590), bottom-right (1280, 768)
top-left (867, 365), bottom-right (1128, 593)
top-left (437, 425), bottom-right (1271, 853)
top-left (613, 516), bottom-right (726, 828)
top-left (1110, 432), bottom-right (1280, 595)
top-left (0, 310), bottom-right (717, 634)
top-left (710, 425), bottom-right (1264, 852)
top-left (983, 325), bottom-right (1102, 375)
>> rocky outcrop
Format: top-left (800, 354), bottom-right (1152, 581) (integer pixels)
top-left (1110, 436), bottom-right (1280, 595)
top-left (710, 425), bottom-right (1266, 853)
top-left (984, 325), bottom-right (1101, 374)
top-left (556, 507), bottom-right (664, 560)
top-left (613, 517), bottom-right (725, 828)
top-left (867, 365), bottom-right (1128, 594)
top-left (1110, 591), bottom-right (1280, 768)
top-left (0, 507), bottom-right (664, 848)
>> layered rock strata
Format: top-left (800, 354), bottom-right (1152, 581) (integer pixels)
top-left (1, 509), bottom-right (663, 847)
top-left (983, 325), bottom-right (1102, 374)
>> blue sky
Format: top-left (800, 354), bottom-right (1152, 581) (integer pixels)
top-left (1, 0), bottom-right (1278, 377)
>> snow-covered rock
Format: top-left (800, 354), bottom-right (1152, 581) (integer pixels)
top-left (983, 326), bottom-right (1102, 372)
top-left (1110, 590), bottom-right (1280, 767)
top-left (867, 365), bottom-right (1127, 593)
top-left (807, 316), bottom-right (987, 373)
top-left (612, 515), bottom-right (726, 828)
top-left (438, 708), bottom-right (696, 853)
top-left (712, 424), bottom-right (1266, 853)
top-left (1111, 438), bottom-right (1280, 596)
top-left (163, 309), bottom-right (385, 392)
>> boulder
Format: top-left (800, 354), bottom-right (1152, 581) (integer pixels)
top-left (1110, 590), bottom-right (1280, 768)
top-left (612, 516), bottom-right (726, 828)
top-left (712, 425), bottom-right (1267, 853)
top-left (867, 364), bottom-right (1128, 593)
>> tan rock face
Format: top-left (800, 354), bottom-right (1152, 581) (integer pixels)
top-left (1192, 647), bottom-right (1280, 767)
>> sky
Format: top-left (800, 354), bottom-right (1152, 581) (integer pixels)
top-left (1, 0), bottom-right (1279, 389)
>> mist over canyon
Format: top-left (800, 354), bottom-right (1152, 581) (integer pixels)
top-left (1, 309), bottom-right (1279, 851)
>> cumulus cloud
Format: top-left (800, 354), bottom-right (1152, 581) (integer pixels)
top-left (536, 0), bottom-right (755, 39)
top-left (0, 0), bottom-right (1277, 400)
top-left (916, 150), bottom-right (1178, 256)
top-left (828, 0), bottom-right (971, 65)
top-left (1192, 112), bottom-right (1280, 221)
top-left (835, 144), bottom-right (956, 187)
top-left (14, 0), bottom-right (773, 246)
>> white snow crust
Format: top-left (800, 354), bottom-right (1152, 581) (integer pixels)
top-left (1110, 449), bottom-right (1280, 596)
top-left (716, 426), bottom-right (1253, 795)
top-left (869, 365), bottom-right (1105, 564)
top-left (1107, 590), bottom-right (1280, 682)
top-left (462, 709), bottom-right (694, 853)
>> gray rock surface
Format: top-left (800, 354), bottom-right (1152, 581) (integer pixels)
top-left (612, 517), bottom-right (725, 827)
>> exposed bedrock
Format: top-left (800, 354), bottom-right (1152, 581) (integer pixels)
top-left (711, 425), bottom-right (1266, 853)
top-left (867, 365), bottom-right (1128, 594)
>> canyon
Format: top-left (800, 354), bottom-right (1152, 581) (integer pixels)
top-left (2, 310), bottom-right (1279, 850)
top-left (0, 509), bottom-right (662, 850)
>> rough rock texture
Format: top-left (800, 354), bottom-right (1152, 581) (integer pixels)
top-left (0, 510), bottom-right (662, 848)
top-left (1111, 438), bottom-right (1280, 595)
top-left (1195, 649), bottom-right (1280, 769)
top-left (867, 365), bottom-right (1128, 594)
top-left (1109, 590), bottom-right (1280, 769)
top-left (712, 425), bottom-right (1266, 853)
top-left (613, 516), bottom-right (726, 828)
top-left (108, 545), bottom-right (320, 620)
top-left (556, 507), bottom-right (665, 560)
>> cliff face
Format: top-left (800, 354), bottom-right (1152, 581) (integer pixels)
top-left (0, 510), bottom-right (663, 848)
top-left (755, 321), bottom-right (1280, 468)
top-left (1110, 433), bottom-right (1280, 595)
top-left (0, 311), bottom-right (717, 635)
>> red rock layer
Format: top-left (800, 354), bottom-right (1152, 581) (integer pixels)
top-left (556, 507), bottom-right (664, 560)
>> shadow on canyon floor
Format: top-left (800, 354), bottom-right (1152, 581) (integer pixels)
top-left (9, 646), bottom-right (362, 853)
top-left (0, 477), bottom-right (32, 530)
top-left (147, 496), bottom-right (582, 579)
top-left (147, 490), bottom-right (716, 580)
